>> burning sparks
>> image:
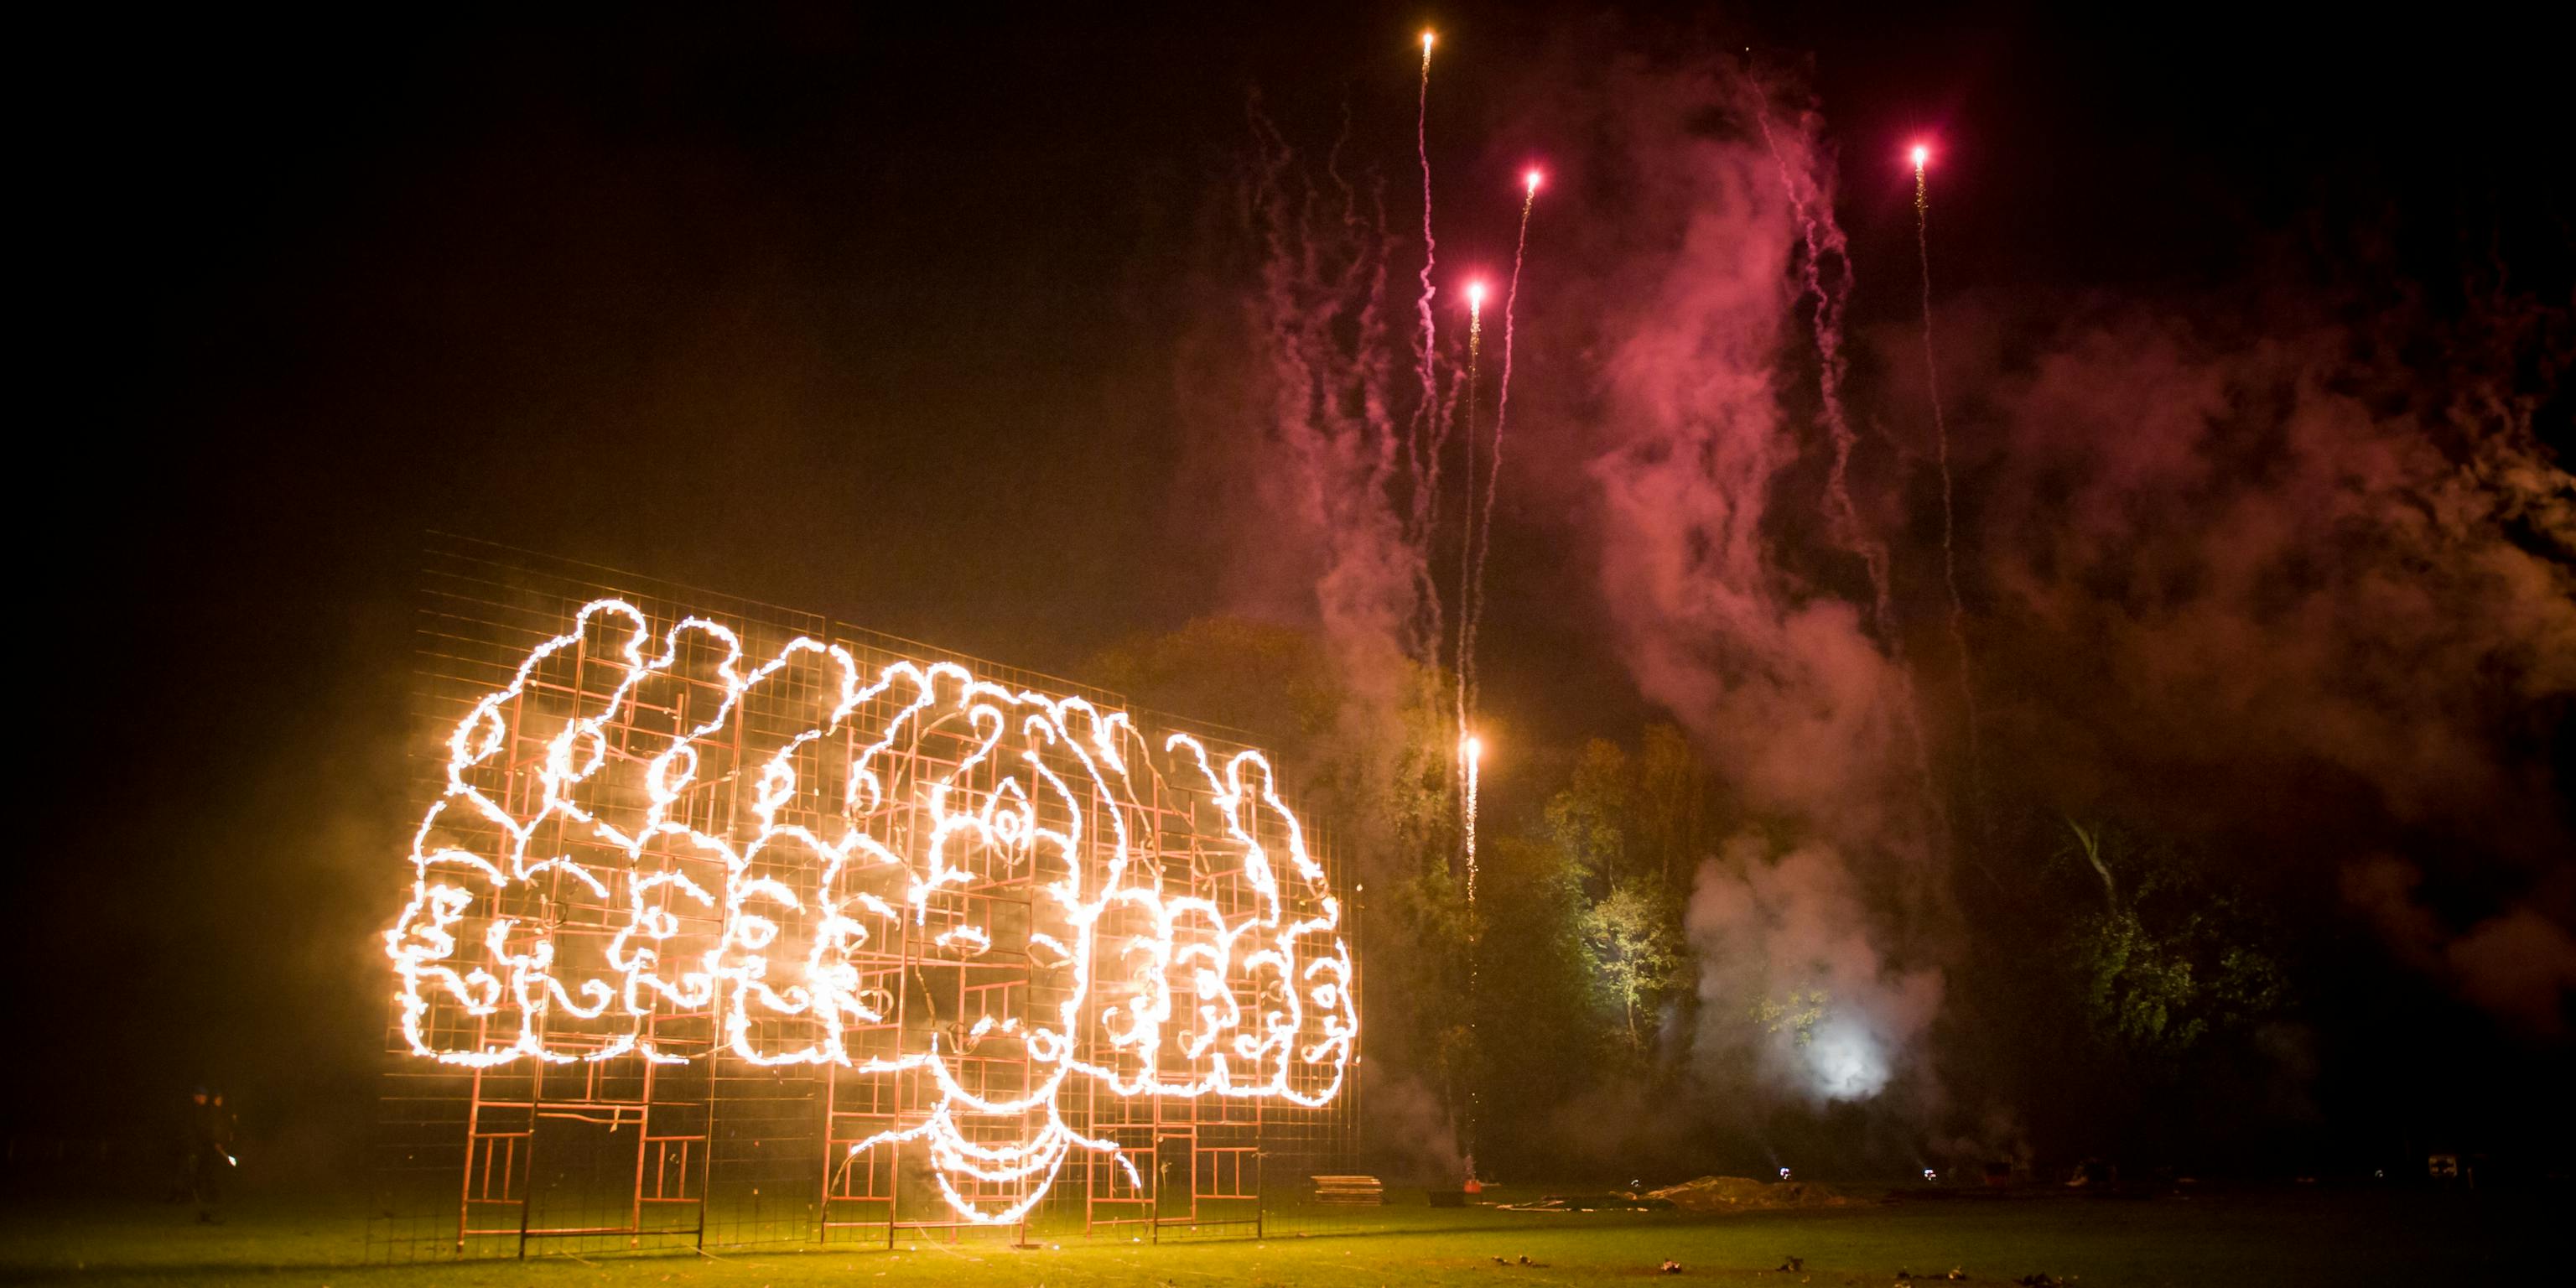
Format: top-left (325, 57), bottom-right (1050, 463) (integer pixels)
top-left (1460, 733), bottom-right (1483, 903)
top-left (385, 600), bottom-right (1357, 1225)
top-left (1909, 143), bottom-right (1930, 170)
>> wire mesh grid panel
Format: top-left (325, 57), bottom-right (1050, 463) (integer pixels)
top-left (371, 534), bottom-right (1358, 1261)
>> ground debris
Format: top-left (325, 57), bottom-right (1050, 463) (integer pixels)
top-left (1660, 1259), bottom-right (1684, 1274)
top-left (1498, 1193), bottom-right (1677, 1213)
top-left (1778, 1255), bottom-right (1806, 1272)
top-left (1650, 1176), bottom-right (1861, 1212)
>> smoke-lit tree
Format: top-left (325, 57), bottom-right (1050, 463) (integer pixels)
top-left (1583, 882), bottom-right (1694, 1057)
top-left (1540, 730), bottom-right (1716, 1064)
top-left (1546, 739), bottom-right (1633, 888)
top-left (2055, 818), bottom-right (2292, 1063)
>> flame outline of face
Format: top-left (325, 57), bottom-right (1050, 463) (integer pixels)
top-left (387, 600), bottom-right (1356, 1223)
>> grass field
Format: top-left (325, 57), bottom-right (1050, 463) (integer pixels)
top-left (2, 1185), bottom-right (2547, 1286)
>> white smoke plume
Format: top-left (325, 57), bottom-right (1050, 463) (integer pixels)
top-left (1690, 840), bottom-right (1945, 1102)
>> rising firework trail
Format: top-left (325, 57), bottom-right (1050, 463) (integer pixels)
top-left (1457, 170), bottom-right (1540, 728)
top-left (1913, 141), bottom-right (1986, 816)
top-left (1752, 100), bottom-right (1945, 843)
top-left (1459, 730), bottom-right (1483, 1184)
top-left (1454, 279), bottom-right (1486, 744)
top-left (1754, 107), bottom-right (1886, 634)
top-left (1461, 732), bottom-right (1483, 905)
top-left (1410, 29), bottom-right (1447, 574)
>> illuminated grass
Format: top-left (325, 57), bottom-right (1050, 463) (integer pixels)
top-left (3, 1187), bottom-right (2540, 1286)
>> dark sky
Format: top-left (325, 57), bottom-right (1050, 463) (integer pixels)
top-left (22, 3), bottom-right (2567, 1152)
top-left (47, 2), bottom-right (2566, 632)
top-left (50, 3), bottom-right (2569, 589)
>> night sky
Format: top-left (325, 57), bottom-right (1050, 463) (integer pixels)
top-left (22, 3), bottom-right (2570, 1173)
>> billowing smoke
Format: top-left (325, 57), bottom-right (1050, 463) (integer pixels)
top-left (1946, 307), bottom-right (2576, 1035)
top-left (1964, 314), bottom-right (2575, 846)
top-left (1512, 43), bottom-right (2572, 1139)
top-left (1690, 841), bottom-right (1944, 1103)
top-left (1181, 36), bottom-right (2573, 1166)
top-left (2344, 856), bottom-right (2576, 1037)
top-left (1174, 101), bottom-right (1431, 777)
top-left (1535, 57), bottom-right (1960, 1114)
top-left (1170, 98), bottom-right (1468, 1171)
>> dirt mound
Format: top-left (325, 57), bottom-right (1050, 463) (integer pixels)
top-left (1647, 1176), bottom-right (1861, 1211)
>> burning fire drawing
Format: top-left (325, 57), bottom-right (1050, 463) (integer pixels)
top-left (386, 599), bottom-right (1355, 1223)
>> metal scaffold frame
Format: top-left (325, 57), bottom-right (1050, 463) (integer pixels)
top-left (370, 534), bottom-right (1358, 1263)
